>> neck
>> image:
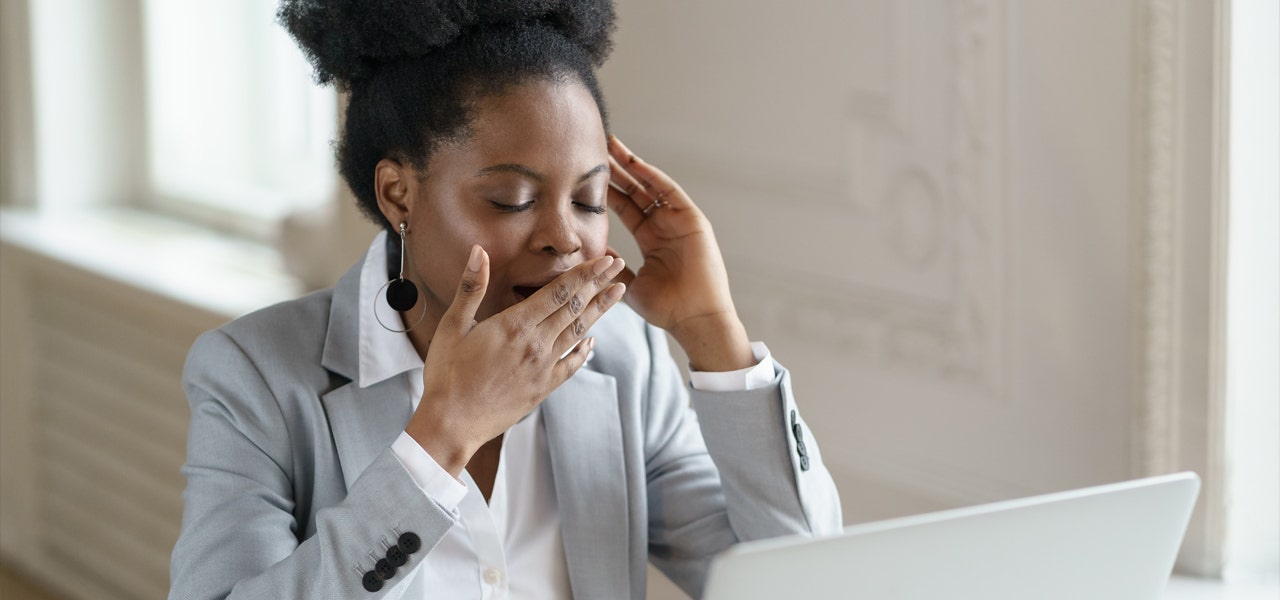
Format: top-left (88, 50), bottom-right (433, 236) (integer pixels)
top-left (402, 307), bottom-right (439, 360)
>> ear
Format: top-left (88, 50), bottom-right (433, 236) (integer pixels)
top-left (374, 158), bottom-right (415, 228)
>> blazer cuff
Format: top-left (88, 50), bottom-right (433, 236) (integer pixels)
top-left (688, 341), bottom-right (774, 392)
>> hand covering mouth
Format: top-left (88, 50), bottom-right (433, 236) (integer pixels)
top-left (513, 270), bottom-right (571, 301)
top-left (513, 284), bottom-right (545, 301)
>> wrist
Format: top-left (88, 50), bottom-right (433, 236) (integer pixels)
top-left (672, 311), bottom-right (755, 372)
top-left (404, 417), bottom-right (473, 477)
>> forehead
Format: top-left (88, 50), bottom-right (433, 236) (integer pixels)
top-left (433, 79), bottom-right (606, 179)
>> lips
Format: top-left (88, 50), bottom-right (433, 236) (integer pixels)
top-left (512, 270), bottom-right (570, 302)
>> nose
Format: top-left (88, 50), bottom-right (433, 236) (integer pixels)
top-left (528, 203), bottom-right (582, 257)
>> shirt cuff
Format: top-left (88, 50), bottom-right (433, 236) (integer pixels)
top-left (688, 341), bottom-right (774, 392)
top-left (390, 431), bottom-right (468, 511)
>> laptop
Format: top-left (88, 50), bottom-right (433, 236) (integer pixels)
top-left (703, 472), bottom-right (1200, 600)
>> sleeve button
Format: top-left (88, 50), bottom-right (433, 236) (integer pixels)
top-left (375, 558), bottom-right (396, 580)
top-left (386, 545), bottom-right (407, 567)
top-left (398, 531), bottom-right (421, 554)
top-left (362, 571), bottom-right (383, 593)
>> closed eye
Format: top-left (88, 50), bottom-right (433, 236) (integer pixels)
top-left (490, 200), bottom-right (534, 213)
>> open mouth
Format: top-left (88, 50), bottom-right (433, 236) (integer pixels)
top-left (513, 285), bottom-right (545, 301)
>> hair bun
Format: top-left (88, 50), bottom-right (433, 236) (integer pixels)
top-left (279, 0), bottom-right (616, 87)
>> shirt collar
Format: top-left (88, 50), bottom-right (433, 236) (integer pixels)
top-left (357, 230), bottom-right (425, 388)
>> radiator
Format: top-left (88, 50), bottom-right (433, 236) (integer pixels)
top-left (1, 235), bottom-right (234, 600)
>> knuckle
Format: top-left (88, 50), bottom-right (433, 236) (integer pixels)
top-left (460, 276), bottom-right (480, 294)
top-left (502, 320), bottom-right (524, 340)
top-left (523, 339), bottom-right (545, 363)
top-left (568, 294), bottom-right (584, 315)
top-left (552, 283), bottom-right (572, 305)
top-left (624, 182), bottom-right (640, 196)
top-left (572, 319), bottom-right (586, 337)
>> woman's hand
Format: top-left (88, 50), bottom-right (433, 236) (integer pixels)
top-left (605, 135), bottom-right (755, 372)
top-left (405, 246), bottom-right (627, 476)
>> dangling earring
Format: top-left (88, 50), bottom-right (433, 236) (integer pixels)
top-left (375, 222), bottom-right (427, 333)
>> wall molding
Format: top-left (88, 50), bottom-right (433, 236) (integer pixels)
top-left (1131, 0), bottom-right (1229, 576)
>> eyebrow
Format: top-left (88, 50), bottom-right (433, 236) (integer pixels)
top-left (474, 163), bottom-right (610, 184)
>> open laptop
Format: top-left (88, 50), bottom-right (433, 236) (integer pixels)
top-left (704, 472), bottom-right (1200, 600)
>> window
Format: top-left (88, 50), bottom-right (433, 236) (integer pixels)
top-left (25, 0), bottom-right (336, 236)
top-left (1222, 0), bottom-right (1280, 585)
top-left (142, 0), bottom-right (337, 227)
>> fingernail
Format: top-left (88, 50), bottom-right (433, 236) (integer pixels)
top-left (592, 256), bottom-right (615, 275)
top-left (606, 283), bottom-right (626, 301)
top-left (586, 336), bottom-right (597, 351)
top-left (606, 257), bottom-right (626, 278)
top-left (468, 245), bottom-right (483, 272)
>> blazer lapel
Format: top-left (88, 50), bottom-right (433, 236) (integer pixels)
top-left (542, 368), bottom-right (630, 598)
top-left (318, 256), bottom-right (413, 490)
top-left (321, 376), bottom-right (413, 491)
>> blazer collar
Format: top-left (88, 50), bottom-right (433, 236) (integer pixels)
top-left (319, 251), bottom-right (415, 490)
top-left (321, 256), bottom-right (364, 382)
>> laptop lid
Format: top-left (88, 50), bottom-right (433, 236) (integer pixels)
top-left (703, 472), bottom-right (1200, 600)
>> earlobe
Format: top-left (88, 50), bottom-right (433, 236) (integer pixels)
top-left (374, 158), bottom-right (413, 226)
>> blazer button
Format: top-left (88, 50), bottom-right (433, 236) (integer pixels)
top-left (398, 531), bottom-right (422, 554)
top-left (362, 570), bottom-right (383, 593)
top-left (386, 545), bottom-right (407, 567)
top-left (800, 455), bottom-right (811, 471)
top-left (375, 558), bottom-right (396, 581)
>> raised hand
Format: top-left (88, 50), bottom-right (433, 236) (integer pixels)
top-left (605, 135), bottom-right (754, 372)
top-left (405, 245), bottom-right (627, 476)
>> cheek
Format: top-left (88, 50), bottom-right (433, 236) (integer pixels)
top-left (581, 218), bottom-right (610, 257)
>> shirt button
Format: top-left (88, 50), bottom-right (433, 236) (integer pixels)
top-left (483, 567), bottom-right (503, 585)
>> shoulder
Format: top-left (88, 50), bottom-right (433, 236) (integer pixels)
top-left (184, 288), bottom-right (336, 390)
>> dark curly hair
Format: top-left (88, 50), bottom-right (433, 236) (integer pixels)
top-left (278, 0), bottom-right (617, 232)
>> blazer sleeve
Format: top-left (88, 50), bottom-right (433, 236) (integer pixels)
top-left (642, 324), bottom-right (842, 597)
top-left (169, 330), bottom-right (454, 600)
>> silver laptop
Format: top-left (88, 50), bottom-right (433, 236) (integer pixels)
top-left (704, 472), bottom-right (1200, 600)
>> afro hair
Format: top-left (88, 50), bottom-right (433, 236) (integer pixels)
top-left (277, 0), bottom-right (617, 231)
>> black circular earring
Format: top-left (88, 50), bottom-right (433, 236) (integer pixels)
top-left (386, 223), bottom-right (418, 311)
top-left (381, 222), bottom-right (417, 310)
top-left (375, 222), bottom-right (426, 333)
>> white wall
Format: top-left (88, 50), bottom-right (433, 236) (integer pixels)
top-left (599, 1), bottom-right (1223, 595)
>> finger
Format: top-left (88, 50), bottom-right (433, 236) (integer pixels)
top-left (607, 153), bottom-right (648, 202)
top-left (551, 282), bottom-right (625, 357)
top-left (518, 256), bottom-right (615, 324)
top-left (615, 264), bottom-right (637, 289)
top-left (607, 178), bottom-right (646, 233)
top-left (553, 336), bottom-right (596, 383)
top-left (539, 256), bottom-right (627, 335)
top-left (441, 244), bottom-right (488, 336)
top-left (603, 247), bottom-right (637, 288)
top-left (608, 135), bottom-right (692, 211)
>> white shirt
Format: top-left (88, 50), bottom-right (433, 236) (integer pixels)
top-left (357, 231), bottom-right (772, 599)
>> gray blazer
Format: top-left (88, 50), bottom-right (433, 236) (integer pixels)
top-left (170, 256), bottom-right (841, 600)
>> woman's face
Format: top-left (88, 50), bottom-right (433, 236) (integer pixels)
top-left (390, 78), bottom-right (611, 328)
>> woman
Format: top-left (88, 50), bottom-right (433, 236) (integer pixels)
top-left (169, 1), bottom-right (841, 598)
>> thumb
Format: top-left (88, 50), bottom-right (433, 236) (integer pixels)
top-left (443, 244), bottom-right (488, 336)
